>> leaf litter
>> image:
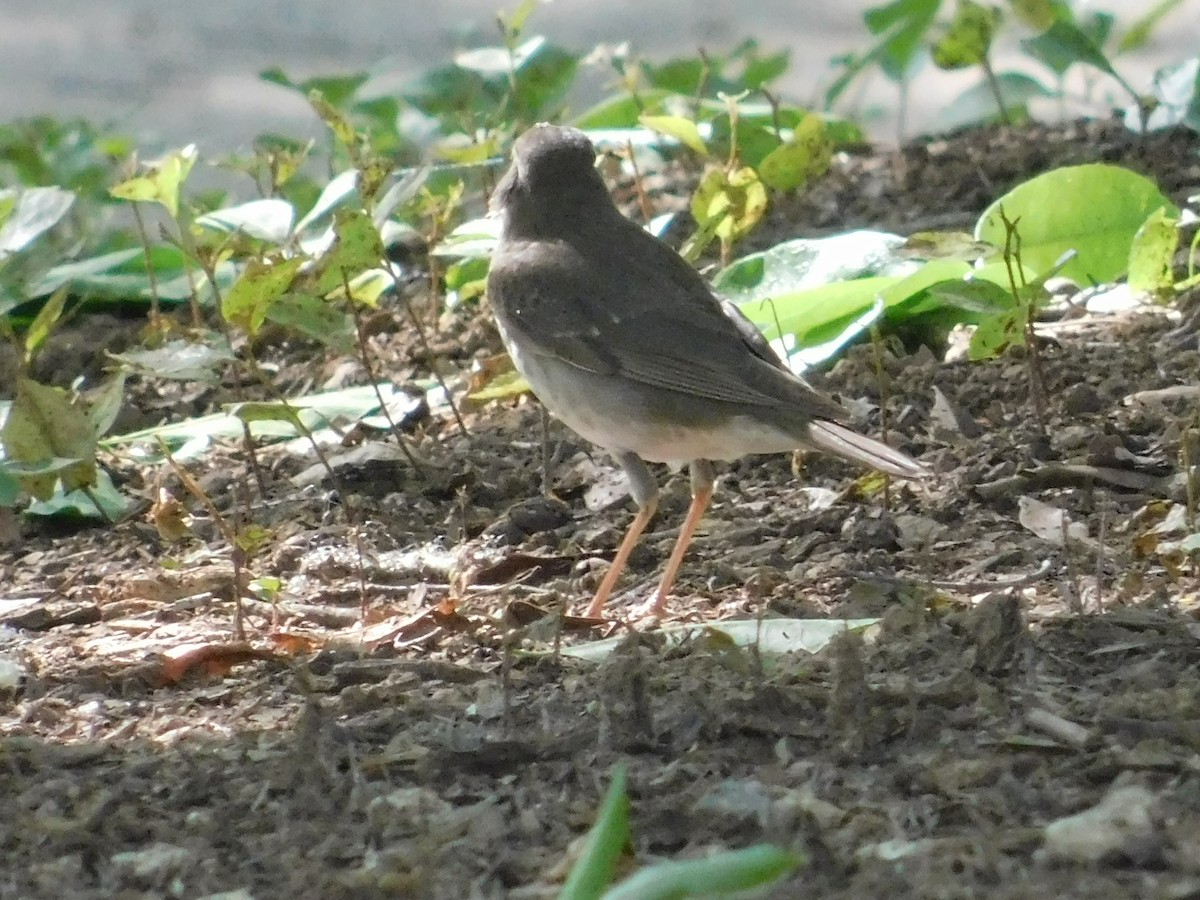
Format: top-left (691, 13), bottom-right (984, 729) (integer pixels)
top-left (2, 118), bottom-right (1200, 898)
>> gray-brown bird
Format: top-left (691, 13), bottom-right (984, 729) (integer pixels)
top-left (487, 123), bottom-right (927, 618)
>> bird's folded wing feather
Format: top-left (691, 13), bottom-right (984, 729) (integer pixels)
top-left (488, 241), bottom-right (847, 421)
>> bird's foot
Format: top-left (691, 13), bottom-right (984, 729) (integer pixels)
top-left (580, 590), bottom-right (668, 624)
top-left (624, 592), bottom-right (669, 622)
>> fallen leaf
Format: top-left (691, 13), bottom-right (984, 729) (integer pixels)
top-left (159, 641), bottom-right (276, 685)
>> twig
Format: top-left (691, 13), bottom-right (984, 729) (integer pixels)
top-left (240, 420), bottom-right (269, 499)
top-left (857, 559), bottom-right (1055, 593)
top-left (382, 258), bottom-right (471, 439)
top-left (999, 208), bottom-right (1048, 434)
top-left (158, 439), bottom-right (247, 640)
top-left (980, 57), bottom-right (1012, 126)
top-left (347, 298), bottom-right (424, 474)
top-left (624, 139), bottom-right (654, 223)
top-left (869, 325), bottom-right (892, 511)
top-left (130, 204), bottom-right (163, 331)
top-left (1061, 514), bottom-right (1083, 615)
top-left (1025, 707), bottom-right (1091, 750)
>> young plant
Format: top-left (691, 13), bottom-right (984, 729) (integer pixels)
top-left (827, 0), bottom-right (1187, 135)
top-left (559, 764), bottom-right (802, 899)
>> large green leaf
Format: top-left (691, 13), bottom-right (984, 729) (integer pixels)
top-left (560, 766), bottom-right (629, 900)
top-left (975, 164), bottom-right (1177, 284)
top-left (604, 845), bottom-right (801, 900)
top-left (714, 231), bottom-right (910, 302)
top-left (0, 186), bottom-right (75, 259)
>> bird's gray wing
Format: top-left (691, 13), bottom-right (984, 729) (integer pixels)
top-left (487, 237), bottom-right (848, 421)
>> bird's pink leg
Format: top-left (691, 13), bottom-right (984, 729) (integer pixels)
top-left (645, 460), bottom-right (715, 616)
top-left (584, 499), bottom-right (656, 619)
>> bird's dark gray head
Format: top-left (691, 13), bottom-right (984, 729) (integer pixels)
top-left (512, 124), bottom-right (598, 188)
top-left (493, 124), bottom-right (613, 236)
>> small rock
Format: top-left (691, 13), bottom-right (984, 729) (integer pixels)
top-left (1042, 784), bottom-right (1163, 866)
top-left (1062, 382), bottom-right (1104, 415)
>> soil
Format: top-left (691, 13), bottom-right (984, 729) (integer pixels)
top-left (3, 118), bottom-right (1200, 899)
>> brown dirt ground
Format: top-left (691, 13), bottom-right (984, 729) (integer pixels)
top-left (3, 119), bottom-right (1200, 899)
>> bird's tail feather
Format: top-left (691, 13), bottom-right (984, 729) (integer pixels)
top-left (806, 420), bottom-right (928, 480)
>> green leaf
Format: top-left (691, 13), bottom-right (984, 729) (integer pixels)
top-left (105, 384), bottom-right (401, 449)
top-left (737, 257), bottom-right (998, 355)
top-left (402, 63), bottom-right (488, 119)
top-left (510, 41), bottom-right (579, 120)
top-left (1, 378), bottom-right (97, 499)
top-left (229, 401), bottom-right (311, 429)
top-left (0, 186), bottom-right (75, 258)
top-left (467, 367), bottom-right (531, 402)
top-left (704, 116), bottom-right (781, 169)
top-left (821, 115), bottom-right (868, 147)
top-left (975, 164), bottom-right (1178, 284)
top-left (714, 231), bottom-right (910, 303)
top-left (757, 114), bottom-right (831, 192)
top-left (25, 468), bottom-right (129, 522)
top-left (691, 167), bottom-right (767, 244)
top-left (923, 277), bottom-right (1013, 314)
top-left (1021, 19), bottom-right (1116, 77)
top-left (901, 231), bottom-right (997, 261)
top-left (572, 90), bottom-right (673, 129)
top-left (561, 618), bottom-right (879, 663)
top-left (932, 0), bottom-right (1001, 70)
top-left (324, 268), bottom-right (394, 307)
top-left (862, 0), bottom-right (942, 81)
top-left (643, 56), bottom-right (709, 95)
top-left (938, 72), bottom-right (1052, 130)
top-left (0, 464), bottom-right (20, 508)
top-left (1117, 0), bottom-right (1186, 54)
top-left (969, 303), bottom-right (1027, 359)
top-left (454, 45), bottom-right (516, 76)
top-left (499, 0), bottom-right (539, 36)
top-left (738, 275), bottom-right (901, 348)
top-left (638, 115), bottom-right (708, 156)
top-left (1130, 58), bottom-right (1200, 132)
top-left (560, 766), bottom-right (629, 900)
top-left (312, 210), bottom-right (386, 295)
top-left (109, 337), bottom-right (236, 384)
top-left (109, 145), bottom-right (197, 217)
top-left (308, 91), bottom-right (358, 151)
top-left (444, 256), bottom-right (490, 308)
top-left (259, 68), bottom-right (369, 108)
top-left (266, 293), bottom-right (356, 353)
top-left (294, 169), bottom-right (360, 233)
top-left (373, 167), bottom-right (432, 226)
top-left (738, 45), bottom-right (792, 89)
top-left (1007, 0), bottom-right (1059, 30)
top-left (1127, 207), bottom-right (1179, 293)
top-left (86, 373), bottom-right (128, 439)
top-left (196, 199), bottom-right (295, 243)
top-left (23, 286), bottom-right (69, 361)
top-left (222, 257), bottom-right (306, 335)
top-left (29, 248), bottom-right (144, 297)
top-left (431, 216), bottom-right (502, 259)
top-left (604, 845), bottom-right (802, 899)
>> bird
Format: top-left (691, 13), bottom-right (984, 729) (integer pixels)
top-left (486, 123), bottom-right (928, 619)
